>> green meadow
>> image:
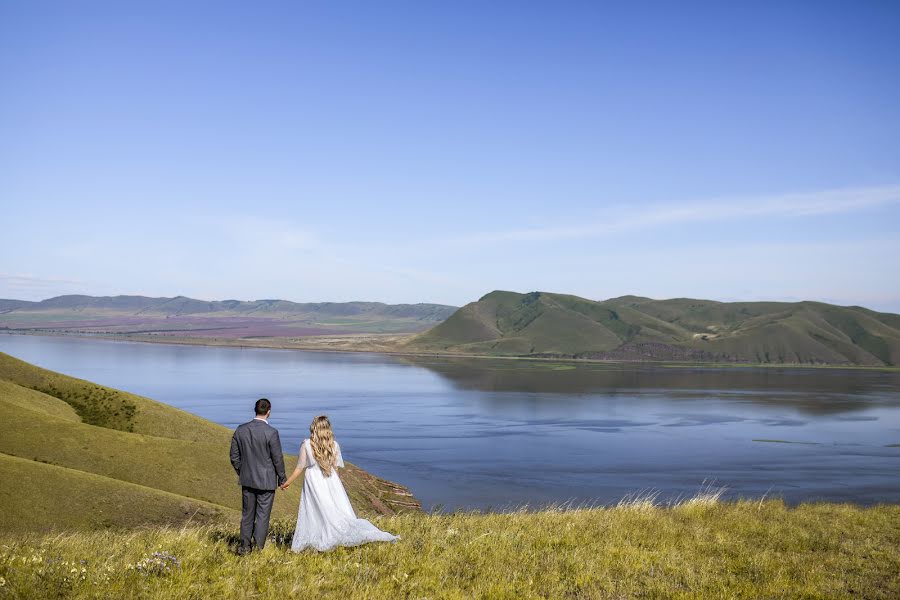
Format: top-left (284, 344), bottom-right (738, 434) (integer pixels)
top-left (1, 501), bottom-right (898, 599)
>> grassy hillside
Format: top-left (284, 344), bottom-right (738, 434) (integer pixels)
top-left (406, 290), bottom-right (900, 366)
top-left (0, 353), bottom-right (420, 534)
top-left (0, 454), bottom-right (238, 532)
top-left (0, 294), bottom-right (457, 337)
top-left (1, 500), bottom-right (897, 599)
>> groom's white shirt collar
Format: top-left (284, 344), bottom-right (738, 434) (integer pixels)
top-left (253, 416), bottom-right (269, 424)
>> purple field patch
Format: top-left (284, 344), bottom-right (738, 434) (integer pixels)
top-left (0, 315), bottom-right (385, 337)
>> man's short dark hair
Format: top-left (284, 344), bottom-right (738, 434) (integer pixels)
top-left (255, 398), bottom-right (271, 415)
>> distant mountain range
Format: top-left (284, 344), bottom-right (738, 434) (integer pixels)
top-left (0, 294), bottom-right (458, 337)
top-left (0, 294), bottom-right (457, 319)
top-left (405, 291), bottom-right (900, 366)
top-left (5, 291), bottom-right (899, 366)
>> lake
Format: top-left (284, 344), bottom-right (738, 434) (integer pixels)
top-left (2, 334), bottom-right (899, 511)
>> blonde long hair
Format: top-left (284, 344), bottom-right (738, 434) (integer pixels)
top-left (309, 415), bottom-right (337, 477)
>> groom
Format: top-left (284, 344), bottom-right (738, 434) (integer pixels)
top-left (229, 398), bottom-right (287, 554)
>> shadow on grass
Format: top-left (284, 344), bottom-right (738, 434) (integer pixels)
top-left (207, 519), bottom-right (298, 552)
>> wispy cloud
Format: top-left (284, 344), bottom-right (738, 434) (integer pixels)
top-left (0, 274), bottom-right (87, 288)
top-left (443, 184), bottom-right (900, 245)
top-left (0, 274), bottom-right (91, 300)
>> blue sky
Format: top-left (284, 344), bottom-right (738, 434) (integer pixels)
top-left (2, 1), bottom-right (899, 311)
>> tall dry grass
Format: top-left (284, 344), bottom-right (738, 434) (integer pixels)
top-left (1, 497), bottom-right (898, 599)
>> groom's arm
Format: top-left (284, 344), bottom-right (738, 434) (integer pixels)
top-left (269, 430), bottom-right (287, 486)
top-left (229, 430), bottom-right (242, 475)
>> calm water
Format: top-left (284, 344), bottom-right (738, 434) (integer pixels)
top-left (2, 334), bottom-right (899, 510)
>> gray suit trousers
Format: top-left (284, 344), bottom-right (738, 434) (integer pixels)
top-left (240, 486), bottom-right (275, 550)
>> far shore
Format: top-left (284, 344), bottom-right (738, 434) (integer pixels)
top-left (3, 329), bottom-right (899, 372)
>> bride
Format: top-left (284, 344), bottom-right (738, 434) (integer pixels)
top-left (281, 415), bottom-right (399, 552)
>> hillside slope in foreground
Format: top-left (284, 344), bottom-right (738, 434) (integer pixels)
top-left (407, 290), bottom-right (900, 366)
top-left (0, 352), bottom-right (420, 534)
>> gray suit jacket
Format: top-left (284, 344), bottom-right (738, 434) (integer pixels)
top-left (230, 419), bottom-right (287, 491)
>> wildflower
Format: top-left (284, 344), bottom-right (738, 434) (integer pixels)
top-left (0, 576), bottom-right (6, 587)
top-left (134, 551), bottom-right (181, 577)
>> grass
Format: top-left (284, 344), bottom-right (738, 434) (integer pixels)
top-left (0, 454), bottom-right (237, 532)
top-left (0, 352), bottom-right (419, 534)
top-left (406, 290), bottom-right (900, 366)
top-left (1, 499), bottom-right (898, 599)
top-left (658, 361), bottom-right (900, 372)
top-left (0, 352), bottom-right (225, 442)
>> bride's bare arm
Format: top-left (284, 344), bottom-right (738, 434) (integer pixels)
top-left (281, 466), bottom-right (302, 489)
top-left (280, 440), bottom-right (310, 489)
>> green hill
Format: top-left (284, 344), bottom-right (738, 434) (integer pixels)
top-left (406, 291), bottom-right (900, 366)
top-left (0, 353), bottom-right (420, 534)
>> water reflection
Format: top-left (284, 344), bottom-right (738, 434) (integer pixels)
top-left (399, 356), bottom-right (899, 415)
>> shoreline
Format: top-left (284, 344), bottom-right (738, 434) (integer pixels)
top-left (3, 329), bottom-right (899, 372)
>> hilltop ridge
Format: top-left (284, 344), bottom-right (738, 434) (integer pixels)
top-left (406, 290), bottom-right (900, 366)
top-left (0, 294), bottom-right (456, 319)
top-left (0, 294), bottom-right (458, 338)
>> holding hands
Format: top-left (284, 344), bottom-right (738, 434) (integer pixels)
top-left (280, 468), bottom-right (301, 491)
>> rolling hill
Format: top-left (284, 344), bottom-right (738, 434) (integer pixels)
top-left (0, 352), bottom-right (420, 533)
top-left (405, 291), bottom-right (900, 366)
top-left (0, 294), bottom-right (458, 338)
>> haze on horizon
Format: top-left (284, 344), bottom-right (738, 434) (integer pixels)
top-left (2, 2), bottom-right (899, 312)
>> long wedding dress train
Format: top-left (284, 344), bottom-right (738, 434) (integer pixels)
top-left (290, 438), bottom-right (399, 552)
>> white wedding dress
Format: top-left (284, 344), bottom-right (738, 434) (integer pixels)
top-left (290, 438), bottom-right (399, 552)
